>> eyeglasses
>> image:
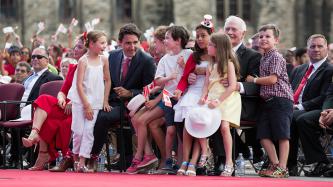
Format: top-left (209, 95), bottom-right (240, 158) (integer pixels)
top-left (15, 68), bottom-right (27, 73)
top-left (21, 51), bottom-right (29, 55)
top-left (31, 54), bottom-right (47, 60)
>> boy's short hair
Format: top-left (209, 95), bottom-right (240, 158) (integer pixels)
top-left (118, 23), bottom-right (142, 42)
top-left (258, 24), bottom-right (280, 38)
top-left (166, 25), bottom-right (190, 49)
top-left (153, 26), bottom-right (168, 41)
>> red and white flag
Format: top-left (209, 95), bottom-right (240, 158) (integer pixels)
top-left (162, 89), bottom-right (173, 107)
top-left (143, 80), bottom-right (156, 100)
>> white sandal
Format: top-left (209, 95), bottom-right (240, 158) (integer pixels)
top-left (185, 163), bottom-right (196, 176)
top-left (220, 164), bottom-right (234, 177)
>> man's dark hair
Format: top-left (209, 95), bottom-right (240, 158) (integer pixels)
top-left (118, 23), bottom-right (142, 42)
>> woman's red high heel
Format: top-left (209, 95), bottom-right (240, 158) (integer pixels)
top-left (29, 151), bottom-right (49, 171)
top-left (22, 127), bottom-right (40, 148)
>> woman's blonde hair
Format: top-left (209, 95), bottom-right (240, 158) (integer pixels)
top-left (210, 32), bottom-right (240, 79)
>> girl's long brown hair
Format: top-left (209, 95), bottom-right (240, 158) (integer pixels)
top-left (210, 33), bottom-right (240, 79)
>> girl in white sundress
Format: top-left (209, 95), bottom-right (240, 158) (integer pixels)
top-left (173, 16), bottom-right (214, 176)
top-left (68, 30), bottom-right (111, 172)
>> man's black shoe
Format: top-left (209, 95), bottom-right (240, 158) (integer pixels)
top-left (305, 162), bottom-right (330, 177)
top-left (288, 165), bottom-right (299, 176)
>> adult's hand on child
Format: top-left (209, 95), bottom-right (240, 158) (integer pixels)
top-left (188, 73), bottom-right (197, 85)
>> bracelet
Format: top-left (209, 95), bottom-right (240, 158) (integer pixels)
top-left (253, 78), bottom-right (258, 84)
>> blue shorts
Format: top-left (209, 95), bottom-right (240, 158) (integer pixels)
top-left (157, 98), bottom-right (177, 127)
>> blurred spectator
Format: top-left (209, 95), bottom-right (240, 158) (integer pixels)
top-left (4, 45), bottom-right (21, 76)
top-left (294, 47), bottom-right (309, 67)
top-left (328, 43), bottom-right (333, 64)
top-left (59, 58), bottom-right (77, 79)
top-left (13, 61), bottom-right (32, 84)
top-left (47, 44), bottom-right (63, 70)
top-left (151, 25), bottom-right (168, 64)
top-left (280, 48), bottom-right (295, 78)
top-left (185, 38), bottom-right (195, 50)
top-left (250, 33), bottom-right (261, 52)
top-left (20, 47), bottom-right (31, 64)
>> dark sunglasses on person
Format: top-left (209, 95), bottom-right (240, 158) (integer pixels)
top-left (31, 54), bottom-right (47, 60)
top-left (15, 68), bottom-right (27, 73)
top-left (21, 51), bottom-right (30, 55)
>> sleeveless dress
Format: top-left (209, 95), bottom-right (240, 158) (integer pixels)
top-left (68, 55), bottom-right (105, 110)
top-left (174, 61), bottom-right (209, 122)
top-left (207, 63), bottom-right (241, 127)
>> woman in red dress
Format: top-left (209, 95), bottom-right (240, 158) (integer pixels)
top-left (22, 35), bottom-right (87, 170)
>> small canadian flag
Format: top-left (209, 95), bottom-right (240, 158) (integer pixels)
top-left (162, 89), bottom-right (173, 107)
top-left (143, 80), bottom-right (156, 100)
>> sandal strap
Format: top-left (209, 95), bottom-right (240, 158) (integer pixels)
top-left (39, 150), bottom-right (48, 154)
top-left (187, 163), bottom-right (196, 168)
top-left (181, 161), bottom-right (189, 166)
top-left (32, 127), bottom-right (40, 134)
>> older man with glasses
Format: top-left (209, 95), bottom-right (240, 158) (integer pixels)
top-left (13, 61), bottom-right (31, 84)
top-left (7, 47), bottom-right (62, 168)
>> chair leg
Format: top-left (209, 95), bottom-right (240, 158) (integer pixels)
top-left (232, 128), bottom-right (236, 171)
top-left (1, 127), bottom-right (7, 169)
top-left (119, 101), bottom-right (126, 172)
top-left (105, 140), bottom-right (111, 171)
top-left (17, 128), bottom-right (24, 169)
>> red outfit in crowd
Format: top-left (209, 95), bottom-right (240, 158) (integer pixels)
top-left (177, 54), bottom-right (196, 92)
top-left (34, 64), bottom-right (77, 161)
top-left (4, 63), bottom-right (15, 75)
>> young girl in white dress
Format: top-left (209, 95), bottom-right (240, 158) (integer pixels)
top-left (68, 31), bottom-right (111, 172)
top-left (173, 15), bottom-right (214, 176)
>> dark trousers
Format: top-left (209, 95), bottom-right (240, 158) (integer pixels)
top-left (298, 110), bottom-right (329, 164)
top-left (91, 105), bottom-right (131, 156)
top-left (288, 109), bottom-right (328, 167)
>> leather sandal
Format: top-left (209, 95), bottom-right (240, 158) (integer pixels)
top-left (177, 161), bottom-right (188, 176)
top-left (220, 164), bottom-right (234, 177)
top-left (29, 150), bottom-right (49, 171)
top-left (185, 163), bottom-right (196, 176)
top-left (22, 127), bottom-right (41, 148)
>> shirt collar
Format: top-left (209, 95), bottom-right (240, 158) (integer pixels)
top-left (263, 48), bottom-right (278, 57)
top-left (233, 42), bottom-right (243, 52)
top-left (310, 56), bottom-right (327, 70)
top-left (35, 67), bottom-right (48, 76)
